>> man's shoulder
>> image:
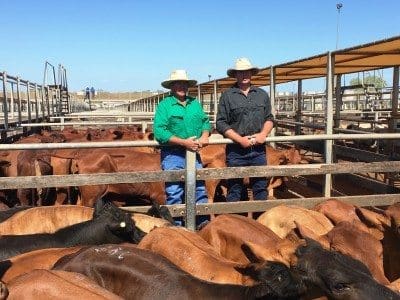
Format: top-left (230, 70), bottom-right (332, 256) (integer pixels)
top-left (159, 95), bottom-right (174, 104)
top-left (187, 95), bottom-right (197, 102)
top-left (252, 86), bottom-right (268, 94)
top-left (221, 87), bottom-right (237, 97)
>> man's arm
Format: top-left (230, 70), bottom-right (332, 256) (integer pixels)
top-left (253, 120), bottom-right (274, 145)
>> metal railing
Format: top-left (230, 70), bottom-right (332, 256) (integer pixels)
top-left (1, 133), bottom-right (400, 231)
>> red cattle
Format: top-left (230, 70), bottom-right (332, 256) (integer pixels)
top-left (0, 247), bottom-right (83, 283)
top-left (138, 226), bottom-right (254, 285)
top-left (6, 269), bottom-right (122, 300)
top-left (257, 205), bottom-right (333, 239)
top-left (198, 214), bottom-right (281, 264)
top-left (199, 144), bottom-right (303, 201)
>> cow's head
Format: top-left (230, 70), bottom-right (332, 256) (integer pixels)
top-left (293, 239), bottom-right (399, 300)
top-left (235, 243), bottom-right (305, 299)
top-left (93, 199), bottom-right (146, 244)
top-left (284, 148), bottom-right (302, 165)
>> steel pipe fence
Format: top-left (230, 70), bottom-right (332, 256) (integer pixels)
top-left (1, 133), bottom-right (400, 231)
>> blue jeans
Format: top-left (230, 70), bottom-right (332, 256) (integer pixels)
top-left (225, 144), bottom-right (267, 202)
top-left (161, 148), bottom-right (209, 226)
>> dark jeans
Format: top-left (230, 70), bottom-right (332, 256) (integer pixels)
top-left (225, 144), bottom-right (267, 202)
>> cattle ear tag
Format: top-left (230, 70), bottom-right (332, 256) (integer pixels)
top-left (120, 222), bottom-right (126, 228)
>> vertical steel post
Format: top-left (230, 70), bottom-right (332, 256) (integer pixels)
top-left (2, 72), bottom-right (9, 130)
top-left (213, 80), bottom-right (218, 127)
top-left (26, 82), bottom-right (32, 123)
top-left (334, 74), bottom-right (342, 129)
top-left (269, 66), bottom-right (276, 147)
top-left (185, 150), bottom-right (197, 231)
top-left (40, 86), bottom-right (45, 119)
top-left (333, 74), bottom-right (342, 163)
top-left (386, 66), bottom-right (399, 166)
top-left (391, 66), bottom-right (399, 130)
top-left (16, 77), bottom-right (22, 125)
top-left (34, 83), bottom-right (39, 122)
top-left (296, 79), bottom-right (302, 135)
top-left (51, 88), bottom-right (55, 116)
top-left (10, 82), bottom-right (14, 120)
top-left (324, 52), bottom-right (334, 197)
top-left (197, 85), bottom-right (202, 106)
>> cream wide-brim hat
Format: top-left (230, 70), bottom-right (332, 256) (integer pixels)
top-left (161, 69), bottom-right (197, 89)
top-left (227, 57), bottom-right (260, 78)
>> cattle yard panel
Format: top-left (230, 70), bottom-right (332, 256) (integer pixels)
top-left (1, 161), bottom-right (400, 190)
top-left (0, 70), bottom-right (67, 141)
top-left (1, 134), bottom-right (400, 230)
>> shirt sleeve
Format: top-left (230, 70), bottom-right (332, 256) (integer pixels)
top-left (154, 102), bottom-right (173, 144)
top-left (216, 92), bottom-right (231, 134)
top-left (264, 92), bottom-right (275, 123)
top-left (200, 104), bottom-right (211, 132)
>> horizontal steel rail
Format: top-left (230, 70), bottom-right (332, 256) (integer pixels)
top-left (122, 194), bottom-right (400, 216)
top-left (1, 133), bottom-right (400, 151)
top-left (1, 161), bottom-right (399, 190)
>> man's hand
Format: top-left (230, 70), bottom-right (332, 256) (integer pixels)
top-left (239, 136), bottom-right (253, 148)
top-left (183, 136), bottom-right (200, 152)
top-left (252, 133), bottom-right (267, 145)
top-left (197, 136), bottom-right (209, 148)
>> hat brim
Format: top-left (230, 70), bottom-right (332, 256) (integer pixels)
top-left (227, 67), bottom-right (259, 78)
top-left (161, 79), bottom-right (197, 89)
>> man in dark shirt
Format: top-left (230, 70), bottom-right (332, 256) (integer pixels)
top-left (216, 57), bottom-right (274, 202)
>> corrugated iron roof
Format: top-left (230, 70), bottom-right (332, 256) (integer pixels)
top-left (189, 35), bottom-right (400, 94)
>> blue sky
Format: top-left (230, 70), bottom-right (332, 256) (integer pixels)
top-left (1, 0), bottom-right (399, 92)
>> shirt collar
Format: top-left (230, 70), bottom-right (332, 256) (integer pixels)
top-left (231, 84), bottom-right (257, 94)
top-left (171, 95), bottom-right (194, 105)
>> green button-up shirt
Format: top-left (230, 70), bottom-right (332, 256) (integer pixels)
top-left (154, 95), bottom-right (211, 144)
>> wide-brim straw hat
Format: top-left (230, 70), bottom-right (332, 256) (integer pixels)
top-left (161, 70), bottom-right (197, 89)
top-left (227, 57), bottom-right (260, 77)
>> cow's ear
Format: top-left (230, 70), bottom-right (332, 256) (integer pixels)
top-left (234, 264), bottom-right (258, 278)
top-left (93, 198), bottom-right (107, 218)
top-left (356, 207), bottom-right (390, 231)
top-left (293, 222), bottom-right (330, 250)
top-left (241, 242), bottom-right (269, 263)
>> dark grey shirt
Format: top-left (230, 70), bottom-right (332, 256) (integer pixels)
top-left (216, 85), bottom-right (274, 136)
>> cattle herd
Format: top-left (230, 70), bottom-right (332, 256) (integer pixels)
top-left (0, 126), bottom-right (399, 299)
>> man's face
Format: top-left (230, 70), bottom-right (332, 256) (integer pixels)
top-left (171, 81), bottom-right (189, 98)
top-left (235, 70), bottom-right (252, 85)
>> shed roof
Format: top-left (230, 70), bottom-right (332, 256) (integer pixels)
top-left (189, 35), bottom-right (400, 94)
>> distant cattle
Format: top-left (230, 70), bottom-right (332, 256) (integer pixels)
top-left (199, 145), bottom-right (304, 201)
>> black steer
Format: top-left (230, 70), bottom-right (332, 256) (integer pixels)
top-left (53, 244), bottom-right (303, 300)
top-left (0, 200), bottom-right (145, 260)
top-left (294, 239), bottom-right (400, 300)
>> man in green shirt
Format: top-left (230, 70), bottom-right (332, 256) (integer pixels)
top-left (154, 70), bottom-right (211, 227)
